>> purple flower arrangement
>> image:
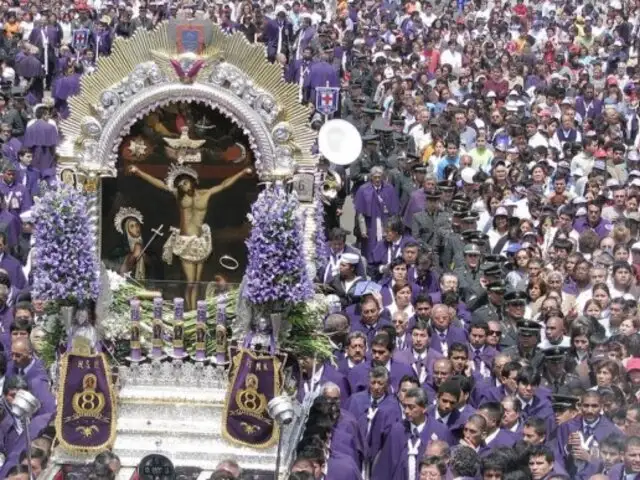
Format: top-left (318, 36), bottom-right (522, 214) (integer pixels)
top-left (32, 183), bottom-right (100, 306)
top-left (244, 184), bottom-right (313, 306)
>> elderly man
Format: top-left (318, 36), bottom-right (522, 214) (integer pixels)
top-left (354, 166), bottom-right (401, 263)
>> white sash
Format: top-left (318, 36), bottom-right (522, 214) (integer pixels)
top-left (277, 24), bottom-right (283, 54)
top-left (407, 433), bottom-right (421, 480)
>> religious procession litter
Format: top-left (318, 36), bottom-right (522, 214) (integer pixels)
top-left (1, 0), bottom-right (640, 478)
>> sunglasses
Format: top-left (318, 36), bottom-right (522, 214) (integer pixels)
top-left (488, 330), bottom-right (502, 337)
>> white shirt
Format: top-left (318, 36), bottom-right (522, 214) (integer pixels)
top-left (484, 428), bottom-right (500, 445)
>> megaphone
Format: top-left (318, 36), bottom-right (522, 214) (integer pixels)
top-left (318, 119), bottom-right (363, 166)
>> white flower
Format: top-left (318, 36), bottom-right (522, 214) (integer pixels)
top-left (106, 270), bottom-right (126, 291)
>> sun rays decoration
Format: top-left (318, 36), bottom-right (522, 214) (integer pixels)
top-left (60, 21), bottom-right (316, 179)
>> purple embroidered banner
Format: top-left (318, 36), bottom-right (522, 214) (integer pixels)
top-left (55, 353), bottom-right (116, 452)
top-left (222, 348), bottom-right (282, 448)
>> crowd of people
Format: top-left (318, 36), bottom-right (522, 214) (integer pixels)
top-left (282, 0), bottom-right (640, 476)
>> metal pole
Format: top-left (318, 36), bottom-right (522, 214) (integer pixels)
top-left (274, 426), bottom-right (284, 480)
top-left (25, 417), bottom-right (33, 480)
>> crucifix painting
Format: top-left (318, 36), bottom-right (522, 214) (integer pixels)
top-left (102, 102), bottom-right (258, 310)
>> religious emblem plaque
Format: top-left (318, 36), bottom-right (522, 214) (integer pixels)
top-left (55, 351), bottom-right (117, 452)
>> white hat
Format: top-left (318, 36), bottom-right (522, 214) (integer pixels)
top-left (340, 253), bottom-right (360, 265)
top-left (631, 178), bottom-right (640, 187)
top-left (461, 167), bottom-right (477, 184)
top-left (19, 210), bottom-right (33, 223)
top-left (576, 207), bottom-right (587, 216)
top-left (384, 67), bottom-right (394, 79)
top-left (632, 242), bottom-right (640, 252)
top-left (495, 207), bottom-right (509, 217)
top-left (486, 91), bottom-right (496, 98)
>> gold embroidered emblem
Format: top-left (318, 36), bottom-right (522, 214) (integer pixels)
top-left (72, 374), bottom-right (106, 418)
top-left (240, 422), bottom-right (260, 435)
top-left (75, 425), bottom-right (99, 438)
top-left (235, 374), bottom-right (267, 417)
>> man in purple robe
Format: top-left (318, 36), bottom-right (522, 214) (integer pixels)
top-left (0, 163), bottom-right (32, 220)
top-left (468, 321), bottom-right (498, 381)
top-left (292, 15), bottom-right (317, 61)
top-left (346, 366), bottom-right (397, 476)
top-left (263, 9), bottom-right (293, 62)
top-left (0, 125), bottom-right (21, 166)
top-left (394, 320), bottom-right (443, 384)
top-left (369, 216), bottom-right (415, 280)
top-left (349, 295), bottom-right (390, 348)
top-left (337, 331), bottom-right (368, 377)
top-left (403, 187), bottom-right (427, 229)
top-left (28, 17), bottom-right (60, 88)
top-left (477, 402), bottom-right (519, 455)
top-left (52, 64), bottom-right (82, 119)
top-left (572, 201), bottom-right (613, 240)
top-left (15, 149), bottom-right (40, 200)
top-left (428, 304), bottom-right (468, 355)
top-left (554, 391), bottom-right (624, 478)
top-left (0, 198), bottom-right (21, 251)
top-left (90, 17), bottom-right (113, 58)
top-left (15, 48), bottom-right (44, 106)
top-left (286, 46), bottom-right (314, 103)
top-left (348, 333), bottom-right (413, 394)
top-left (354, 166), bottom-right (401, 263)
top-left (22, 104), bottom-right (58, 172)
top-left (372, 386), bottom-right (455, 480)
top-left (297, 354), bottom-right (350, 407)
top-left (9, 338), bottom-right (54, 416)
top-left (303, 47), bottom-right (340, 105)
top-left (0, 233), bottom-right (27, 290)
top-left (606, 436), bottom-right (640, 480)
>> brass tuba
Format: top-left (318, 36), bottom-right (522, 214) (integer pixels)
top-left (321, 169), bottom-right (343, 205)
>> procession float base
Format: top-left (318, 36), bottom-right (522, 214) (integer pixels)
top-left (46, 362), bottom-right (297, 480)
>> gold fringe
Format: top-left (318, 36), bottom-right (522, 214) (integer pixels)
top-left (220, 348), bottom-right (283, 449)
top-left (54, 351), bottom-right (118, 454)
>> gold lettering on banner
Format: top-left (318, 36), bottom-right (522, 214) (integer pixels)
top-left (240, 422), bottom-right (261, 435)
top-left (72, 374), bottom-right (106, 418)
top-left (235, 373), bottom-right (267, 417)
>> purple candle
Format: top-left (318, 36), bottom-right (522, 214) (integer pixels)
top-left (130, 299), bottom-right (141, 361)
top-left (173, 298), bottom-right (185, 356)
top-left (195, 300), bottom-right (206, 361)
top-left (152, 297), bottom-right (163, 358)
top-left (216, 294), bottom-right (227, 363)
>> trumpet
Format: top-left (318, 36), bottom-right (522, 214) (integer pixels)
top-left (321, 170), bottom-right (343, 205)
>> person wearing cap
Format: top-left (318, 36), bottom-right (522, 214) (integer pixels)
top-left (354, 166), bottom-right (400, 263)
top-left (349, 134), bottom-right (383, 194)
top-left (326, 251), bottom-right (365, 308)
top-left (454, 243), bottom-right (484, 302)
top-left (469, 280), bottom-right (506, 326)
top-left (321, 227), bottom-right (366, 284)
top-left (344, 96), bottom-right (368, 135)
top-left (503, 319), bottom-right (544, 370)
top-left (392, 159), bottom-right (426, 210)
top-left (410, 188), bottom-right (449, 254)
top-left (539, 346), bottom-right (583, 394)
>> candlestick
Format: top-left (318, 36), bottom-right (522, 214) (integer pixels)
top-left (195, 300), bottom-right (207, 361)
top-left (215, 294), bottom-right (228, 364)
top-left (172, 297), bottom-right (185, 358)
top-left (151, 297), bottom-right (163, 359)
top-left (130, 299), bottom-right (141, 361)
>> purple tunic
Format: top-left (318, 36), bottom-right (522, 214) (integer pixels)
top-left (0, 182), bottom-right (32, 218)
top-left (348, 360), bottom-right (414, 394)
top-left (23, 119), bottom-right (58, 171)
top-left (370, 234), bottom-right (416, 271)
top-left (0, 252), bottom-right (27, 289)
top-left (572, 217), bottom-right (612, 240)
top-left (402, 189), bottom-right (426, 228)
top-left (303, 60), bottom-right (340, 104)
top-left (0, 209), bottom-right (21, 249)
top-left (354, 182), bottom-right (401, 262)
top-left (1, 138), bottom-right (22, 165)
top-left (52, 73), bottom-right (81, 119)
top-left (372, 418), bottom-right (456, 480)
top-left (428, 325), bottom-right (469, 354)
